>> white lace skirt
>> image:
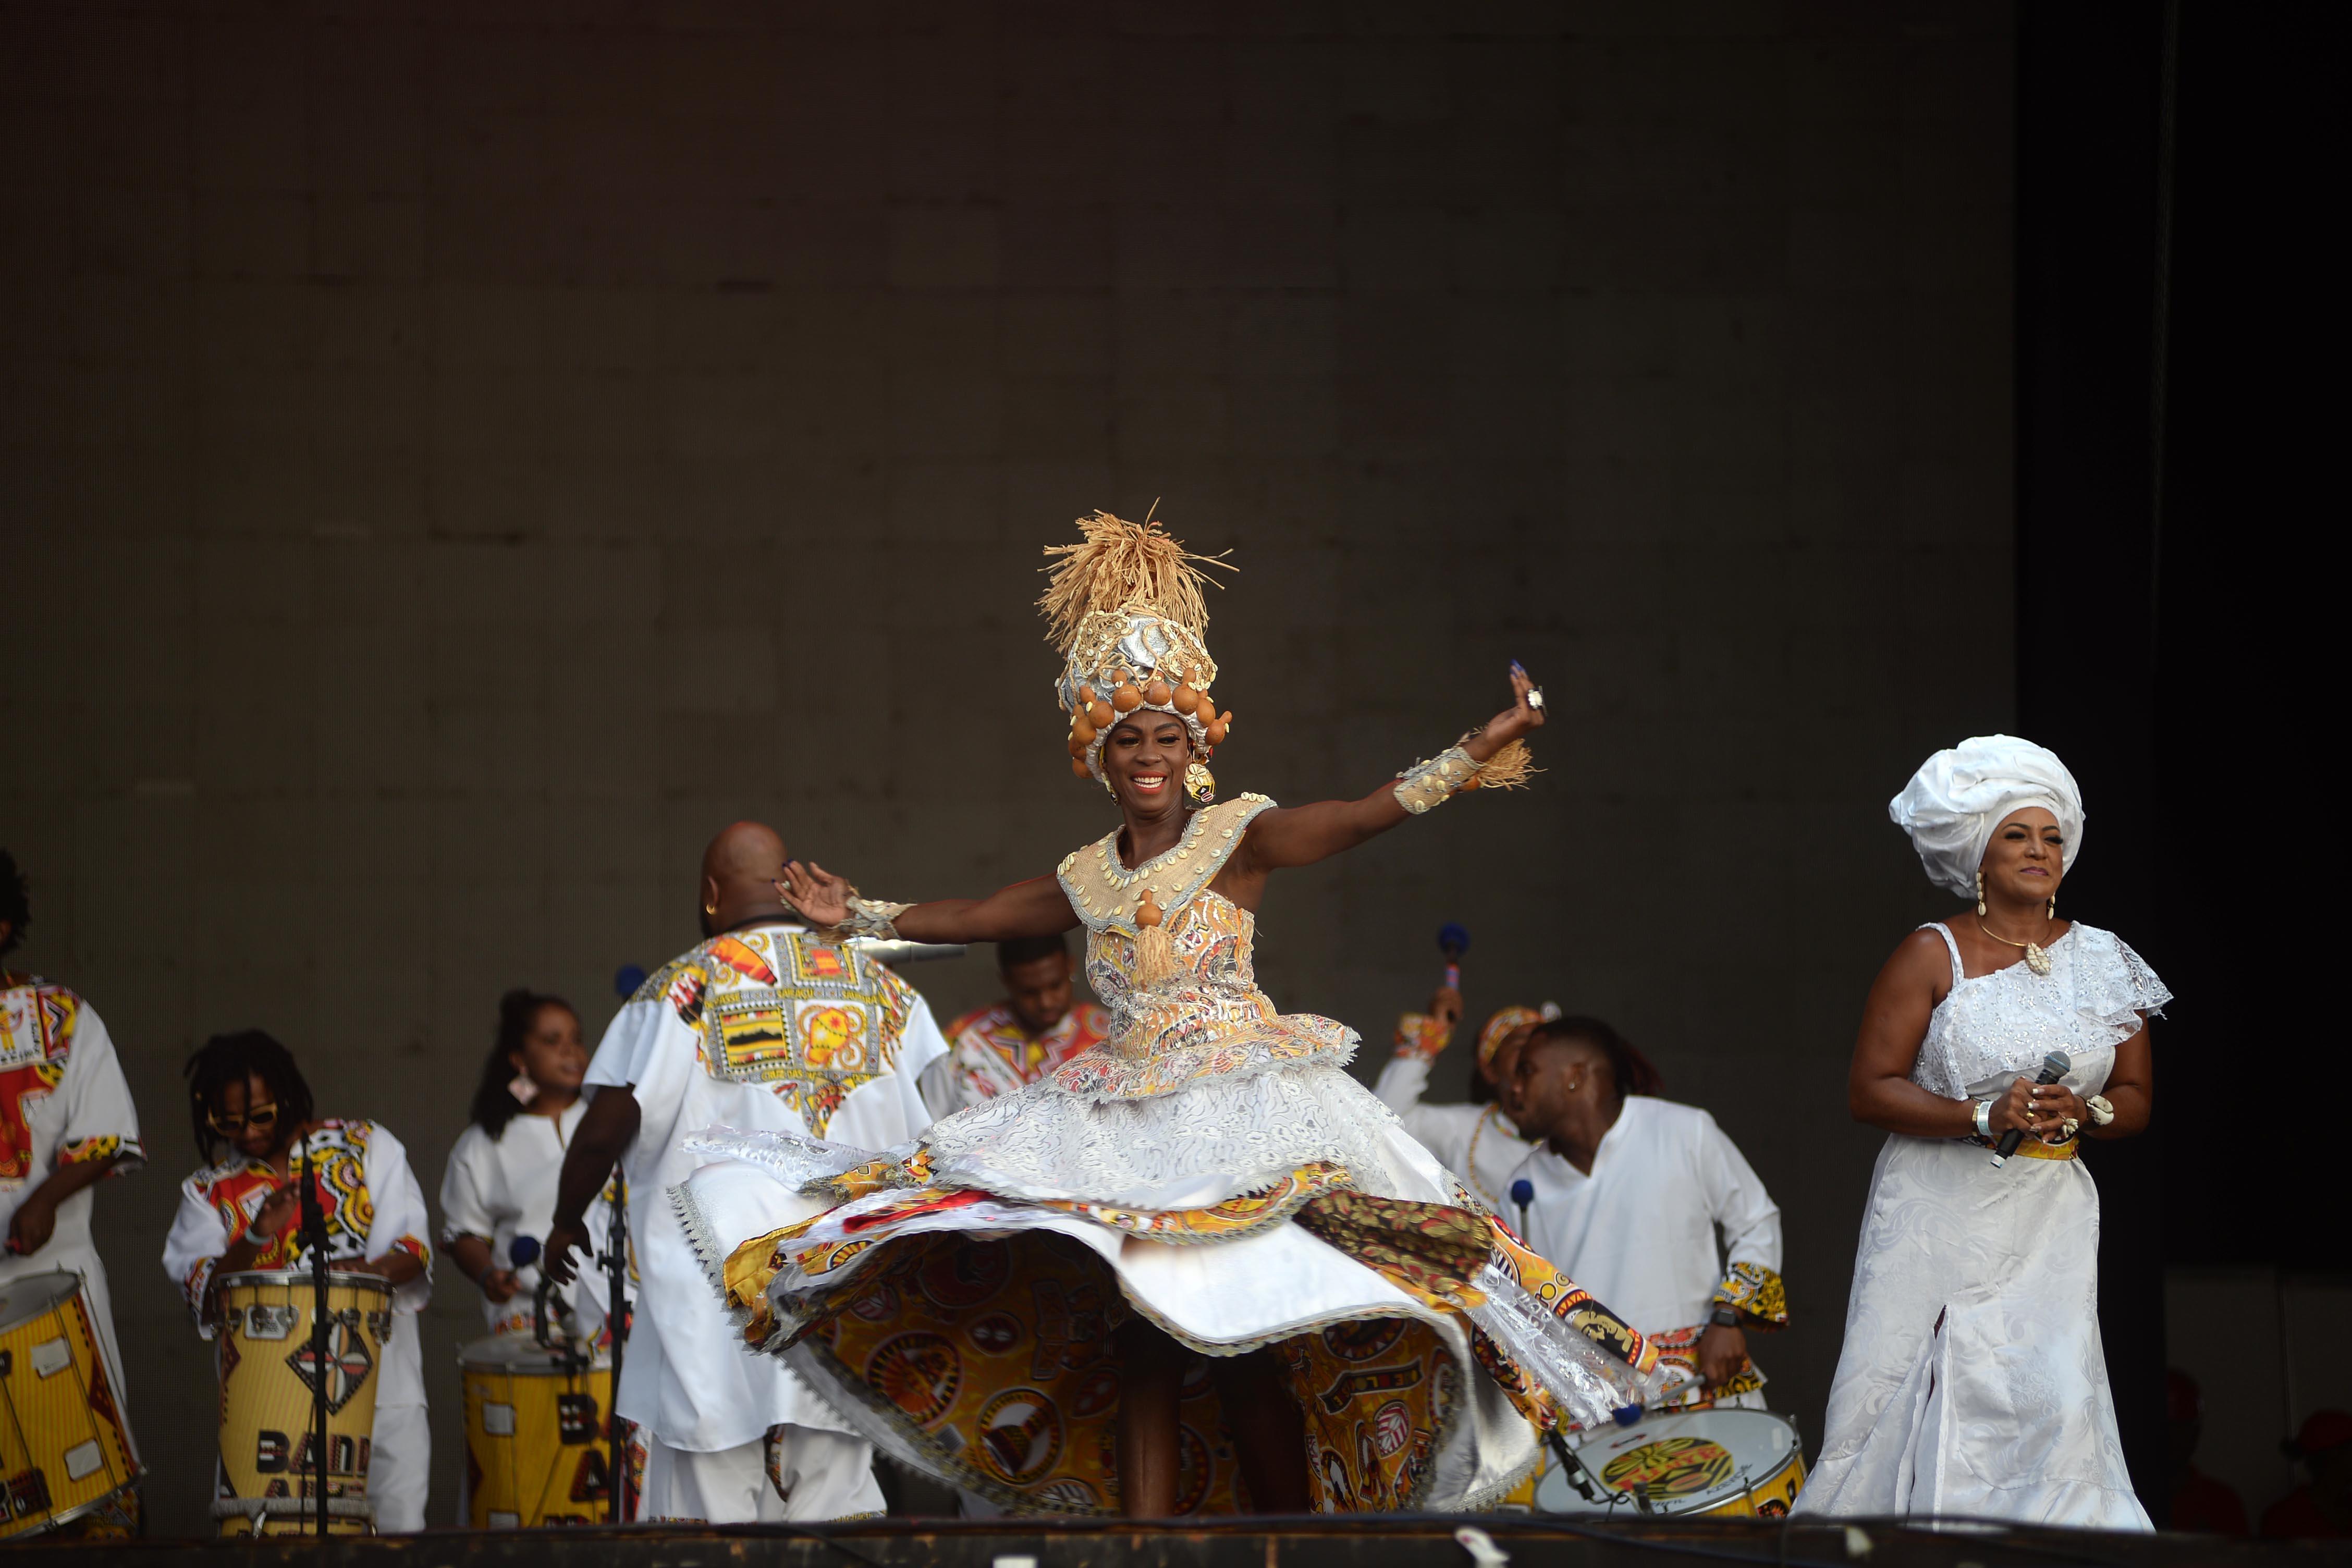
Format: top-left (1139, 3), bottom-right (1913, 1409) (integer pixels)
top-left (923, 1054), bottom-right (1425, 1210)
top-left (1796, 1135), bottom-right (2151, 1529)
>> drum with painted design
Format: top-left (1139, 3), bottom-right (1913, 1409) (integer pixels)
top-left (1536, 1406), bottom-right (1806, 1518)
top-left (0, 1271), bottom-right (141, 1538)
top-left (458, 1336), bottom-right (617, 1527)
top-left (210, 1269), bottom-right (391, 1537)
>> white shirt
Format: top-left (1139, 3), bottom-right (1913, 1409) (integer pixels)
top-left (1370, 1048), bottom-right (1533, 1211)
top-left (1508, 1096), bottom-right (1782, 1336)
top-left (585, 922), bottom-right (947, 1452)
top-left (440, 1098), bottom-right (624, 1336)
top-left (163, 1119), bottom-right (435, 1410)
top-left (0, 976), bottom-right (144, 1417)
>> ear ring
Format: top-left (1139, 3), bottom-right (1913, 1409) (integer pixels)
top-left (1975, 871), bottom-right (1986, 917)
top-left (703, 891), bottom-right (720, 916)
top-left (2048, 893), bottom-right (2056, 920)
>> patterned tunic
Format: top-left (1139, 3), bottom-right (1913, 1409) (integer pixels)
top-left (921, 1000), bottom-right (1112, 1116)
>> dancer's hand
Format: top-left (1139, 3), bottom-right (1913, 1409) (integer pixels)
top-left (1474, 662), bottom-right (1547, 752)
top-left (776, 860), bottom-right (853, 927)
top-left (1429, 986), bottom-right (1463, 1030)
top-left (542, 1217), bottom-right (589, 1287)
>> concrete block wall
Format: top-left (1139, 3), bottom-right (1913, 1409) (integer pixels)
top-left (1, 0), bottom-right (2013, 1533)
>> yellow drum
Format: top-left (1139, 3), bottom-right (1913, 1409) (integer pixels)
top-left (210, 1269), bottom-right (392, 1537)
top-left (1536, 1407), bottom-right (1807, 1518)
top-left (459, 1336), bottom-right (618, 1527)
top-left (0, 1271), bottom-right (140, 1538)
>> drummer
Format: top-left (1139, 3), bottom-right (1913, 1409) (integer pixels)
top-left (162, 1030), bottom-right (436, 1533)
top-left (440, 989), bottom-right (623, 1340)
top-left (1, 849), bottom-right (146, 1532)
top-left (1504, 1015), bottom-right (1788, 1413)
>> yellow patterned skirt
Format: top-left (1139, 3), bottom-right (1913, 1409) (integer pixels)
top-left (679, 1137), bottom-right (1665, 1516)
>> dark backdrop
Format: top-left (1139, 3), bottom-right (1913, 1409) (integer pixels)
top-left (2018, 0), bottom-right (2342, 1513)
top-left (2, 0), bottom-right (2033, 1536)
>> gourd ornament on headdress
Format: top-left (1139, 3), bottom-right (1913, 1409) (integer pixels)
top-left (1040, 509), bottom-right (1235, 988)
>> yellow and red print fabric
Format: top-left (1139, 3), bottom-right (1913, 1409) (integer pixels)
top-left (179, 1121), bottom-right (426, 1309)
top-left (1, 974), bottom-right (76, 1181)
top-left (636, 929), bottom-right (919, 1138)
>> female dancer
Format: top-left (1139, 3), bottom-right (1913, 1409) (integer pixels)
top-left (441, 989), bottom-right (619, 1338)
top-left (680, 512), bottom-right (1661, 1518)
top-left (164, 1030), bottom-right (436, 1532)
top-left (1798, 736), bottom-right (2164, 1527)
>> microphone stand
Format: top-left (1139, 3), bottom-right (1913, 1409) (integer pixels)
top-left (297, 1139), bottom-right (332, 1538)
top-left (603, 1168), bottom-right (629, 1524)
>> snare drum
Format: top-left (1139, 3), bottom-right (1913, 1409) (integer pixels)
top-left (459, 1336), bottom-right (618, 1527)
top-left (0, 1271), bottom-right (140, 1539)
top-left (1536, 1406), bottom-right (1807, 1518)
top-left (211, 1269), bottom-right (393, 1537)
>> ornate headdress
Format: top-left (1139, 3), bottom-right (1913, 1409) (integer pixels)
top-left (1040, 510), bottom-right (1235, 784)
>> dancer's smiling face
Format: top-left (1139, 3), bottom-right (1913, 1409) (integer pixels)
top-left (1101, 710), bottom-right (1193, 815)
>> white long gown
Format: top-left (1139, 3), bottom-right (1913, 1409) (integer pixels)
top-left (1797, 922), bottom-right (2167, 1529)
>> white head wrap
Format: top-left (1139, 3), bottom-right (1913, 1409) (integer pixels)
top-left (1888, 735), bottom-right (2085, 900)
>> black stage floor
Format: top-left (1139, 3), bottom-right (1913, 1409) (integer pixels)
top-left (12, 1517), bottom-right (2345, 1567)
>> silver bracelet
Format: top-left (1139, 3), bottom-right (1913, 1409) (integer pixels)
top-left (1971, 1098), bottom-right (1993, 1138)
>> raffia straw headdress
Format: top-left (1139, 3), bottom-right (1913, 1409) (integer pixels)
top-left (1042, 509), bottom-right (1235, 783)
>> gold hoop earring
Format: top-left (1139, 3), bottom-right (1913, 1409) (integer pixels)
top-left (1975, 871), bottom-right (1986, 917)
top-left (703, 890), bottom-right (720, 916)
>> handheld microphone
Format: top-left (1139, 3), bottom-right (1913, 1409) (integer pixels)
top-left (1509, 1178), bottom-right (1533, 1242)
top-left (1992, 1051), bottom-right (2072, 1167)
top-left (510, 1234), bottom-right (541, 1270)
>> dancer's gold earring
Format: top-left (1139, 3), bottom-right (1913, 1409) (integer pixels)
top-left (1975, 871), bottom-right (1986, 917)
top-left (704, 884), bottom-right (720, 916)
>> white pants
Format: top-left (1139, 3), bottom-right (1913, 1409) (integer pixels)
top-left (370, 1403), bottom-right (429, 1534)
top-left (642, 1425), bottom-right (881, 1523)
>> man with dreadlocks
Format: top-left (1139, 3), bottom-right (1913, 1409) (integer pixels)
top-left (0, 849), bottom-right (147, 1528)
top-left (673, 511), bottom-right (1666, 1520)
top-left (163, 1030), bottom-right (437, 1532)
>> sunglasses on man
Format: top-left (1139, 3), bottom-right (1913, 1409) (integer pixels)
top-left (205, 1101), bottom-right (280, 1136)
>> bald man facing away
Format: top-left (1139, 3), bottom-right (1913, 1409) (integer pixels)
top-left (546, 822), bottom-right (950, 1523)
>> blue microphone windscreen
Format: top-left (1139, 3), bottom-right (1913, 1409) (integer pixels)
top-left (1510, 1179), bottom-right (1534, 1206)
top-left (615, 965), bottom-right (648, 999)
top-left (509, 1234), bottom-right (541, 1267)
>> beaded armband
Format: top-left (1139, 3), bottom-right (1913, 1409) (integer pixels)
top-left (1393, 745), bottom-right (1479, 814)
top-left (819, 895), bottom-right (913, 943)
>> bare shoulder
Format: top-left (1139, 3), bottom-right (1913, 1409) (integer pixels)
top-left (1879, 924), bottom-right (1956, 994)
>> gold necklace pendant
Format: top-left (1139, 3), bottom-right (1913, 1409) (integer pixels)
top-left (1979, 916), bottom-right (2055, 977)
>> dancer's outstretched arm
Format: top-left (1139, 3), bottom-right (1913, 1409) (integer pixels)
top-left (779, 866), bottom-right (1079, 945)
top-left (1237, 666), bottom-right (1546, 876)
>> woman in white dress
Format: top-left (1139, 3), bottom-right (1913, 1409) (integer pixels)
top-left (678, 512), bottom-right (1665, 1518)
top-left (1798, 736), bottom-right (2165, 1528)
top-left (440, 989), bottom-right (617, 1338)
